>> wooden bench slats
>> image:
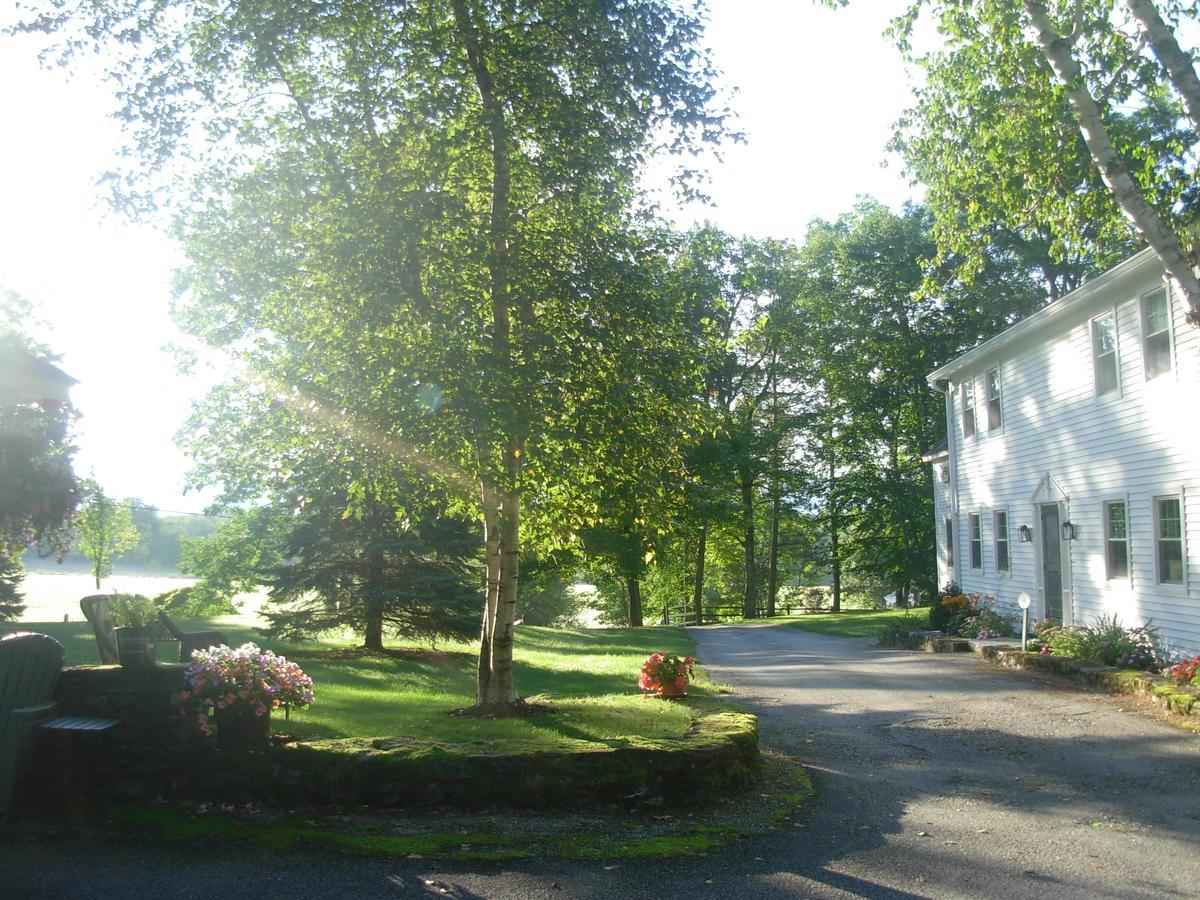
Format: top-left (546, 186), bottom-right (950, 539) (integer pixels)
top-left (40, 715), bottom-right (121, 733)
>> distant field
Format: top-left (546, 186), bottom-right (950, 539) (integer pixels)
top-left (15, 570), bottom-right (268, 625)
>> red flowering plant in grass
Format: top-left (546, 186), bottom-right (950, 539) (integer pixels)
top-left (1165, 655), bottom-right (1200, 687)
top-left (178, 643), bottom-right (314, 736)
top-left (638, 652), bottom-right (694, 696)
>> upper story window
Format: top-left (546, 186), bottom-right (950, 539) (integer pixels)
top-left (1104, 501), bottom-right (1129, 580)
top-left (969, 513), bottom-right (983, 569)
top-left (962, 379), bottom-right (976, 439)
top-left (1142, 288), bottom-right (1173, 380)
top-left (1155, 496), bottom-right (1184, 584)
top-left (993, 510), bottom-right (1009, 571)
top-left (986, 368), bottom-right (1002, 431)
top-left (1091, 312), bottom-right (1118, 396)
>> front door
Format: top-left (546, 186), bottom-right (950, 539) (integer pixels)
top-left (1040, 503), bottom-right (1063, 622)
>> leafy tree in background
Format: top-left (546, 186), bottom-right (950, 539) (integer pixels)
top-left (0, 557), bottom-right (25, 623)
top-left (883, 0), bottom-right (1200, 316)
top-left (789, 201), bottom-right (1045, 608)
top-left (75, 481), bottom-right (140, 588)
top-left (0, 294), bottom-right (81, 578)
top-left (17, 0), bottom-right (733, 714)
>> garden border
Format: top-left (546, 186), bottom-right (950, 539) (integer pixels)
top-left (890, 630), bottom-right (1200, 724)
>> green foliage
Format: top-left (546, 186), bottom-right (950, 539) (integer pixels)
top-left (789, 202), bottom-right (1044, 609)
top-left (179, 508), bottom-right (282, 613)
top-left (107, 593), bottom-right (159, 629)
top-left (889, 0), bottom-right (1199, 296)
top-left (0, 318), bottom-right (81, 561)
top-left (515, 564), bottom-right (583, 629)
top-left (74, 481), bottom-right (141, 588)
top-left (264, 497), bottom-right (483, 649)
top-left (0, 556), bottom-right (25, 622)
top-left (1035, 614), bottom-right (1164, 670)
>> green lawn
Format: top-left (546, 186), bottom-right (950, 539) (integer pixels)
top-left (3, 618), bottom-right (710, 749)
top-left (769, 607), bottom-right (930, 639)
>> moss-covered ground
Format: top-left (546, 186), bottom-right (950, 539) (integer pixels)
top-left (89, 749), bottom-right (812, 861)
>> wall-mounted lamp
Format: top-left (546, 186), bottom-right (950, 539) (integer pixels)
top-left (1061, 521), bottom-right (1077, 541)
top-left (1017, 524), bottom-right (1033, 543)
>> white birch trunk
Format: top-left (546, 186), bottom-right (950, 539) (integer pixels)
top-left (1023, 0), bottom-right (1200, 324)
top-left (1125, 0), bottom-right (1200, 135)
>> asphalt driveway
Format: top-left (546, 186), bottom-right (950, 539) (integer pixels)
top-left (4, 623), bottom-right (1199, 898)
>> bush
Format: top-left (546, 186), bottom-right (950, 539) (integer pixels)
top-left (928, 585), bottom-right (1014, 638)
top-left (1035, 614), bottom-right (1163, 671)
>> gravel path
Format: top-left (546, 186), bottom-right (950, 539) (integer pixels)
top-left (4, 623), bottom-right (1200, 898)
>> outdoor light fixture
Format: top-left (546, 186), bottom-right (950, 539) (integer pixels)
top-left (1061, 521), bottom-right (1077, 541)
top-left (1017, 524), bottom-right (1033, 543)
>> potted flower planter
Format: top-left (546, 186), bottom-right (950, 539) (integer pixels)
top-left (214, 708), bottom-right (271, 749)
top-left (114, 626), bottom-right (156, 667)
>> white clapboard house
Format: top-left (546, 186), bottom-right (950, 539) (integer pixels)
top-left (924, 248), bottom-right (1199, 655)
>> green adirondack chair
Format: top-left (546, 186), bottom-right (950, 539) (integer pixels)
top-left (0, 632), bottom-right (65, 817)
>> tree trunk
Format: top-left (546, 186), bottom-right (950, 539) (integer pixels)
top-left (740, 473), bottom-right (758, 618)
top-left (476, 474), bottom-right (502, 704)
top-left (454, 0), bottom-right (524, 714)
top-left (767, 493), bottom-right (780, 617)
top-left (626, 574), bottom-right (643, 628)
top-left (829, 452), bottom-right (841, 613)
top-left (1125, 0), bottom-right (1200, 135)
top-left (363, 545), bottom-right (385, 653)
top-left (1023, 0), bottom-right (1200, 324)
top-left (692, 525), bottom-right (706, 626)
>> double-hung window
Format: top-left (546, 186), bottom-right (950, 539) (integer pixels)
top-left (962, 380), bottom-right (976, 439)
top-left (945, 517), bottom-right (955, 569)
top-left (1142, 288), bottom-right (1173, 380)
top-left (1155, 496), bottom-right (1184, 584)
top-left (993, 510), bottom-right (1009, 571)
top-left (986, 368), bottom-right (1002, 431)
top-left (1091, 312), bottom-right (1119, 396)
top-left (969, 513), bottom-right (983, 569)
top-left (1104, 501), bottom-right (1129, 580)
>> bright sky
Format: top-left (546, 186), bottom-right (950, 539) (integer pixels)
top-left (0, 0), bottom-right (918, 514)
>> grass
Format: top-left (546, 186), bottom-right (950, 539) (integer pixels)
top-left (769, 607), bottom-right (930, 639)
top-left (2, 617), bottom-right (711, 748)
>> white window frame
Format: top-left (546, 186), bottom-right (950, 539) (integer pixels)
top-left (968, 512), bottom-right (983, 570)
top-left (1140, 286), bottom-right (1175, 381)
top-left (1103, 499), bottom-right (1130, 582)
top-left (1090, 308), bottom-right (1120, 398)
top-left (961, 379), bottom-right (976, 440)
top-left (993, 508), bottom-right (1010, 573)
top-left (1152, 492), bottom-right (1186, 588)
top-left (986, 367), bottom-right (1003, 432)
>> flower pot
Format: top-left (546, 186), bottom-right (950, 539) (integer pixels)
top-left (656, 681), bottom-right (687, 699)
top-left (214, 708), bottom-right (271, 749)
top-left (114, 626), bottom-right (156, 668)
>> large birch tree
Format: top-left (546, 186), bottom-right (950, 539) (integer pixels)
top-left (16, 0), bottom-right (732, 714)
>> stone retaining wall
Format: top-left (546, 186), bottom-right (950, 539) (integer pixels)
top-left (22, 665), bottom-right (759, 810)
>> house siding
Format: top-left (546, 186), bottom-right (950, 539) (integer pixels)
top-left (932, 253), bottom-right (1200, 657)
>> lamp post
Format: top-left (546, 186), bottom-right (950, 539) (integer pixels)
top-left (1018, 593), bottom-right (1032, 651)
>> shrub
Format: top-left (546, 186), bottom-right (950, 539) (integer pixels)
top-left (1036, 615), bottom-right (1163, 671)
